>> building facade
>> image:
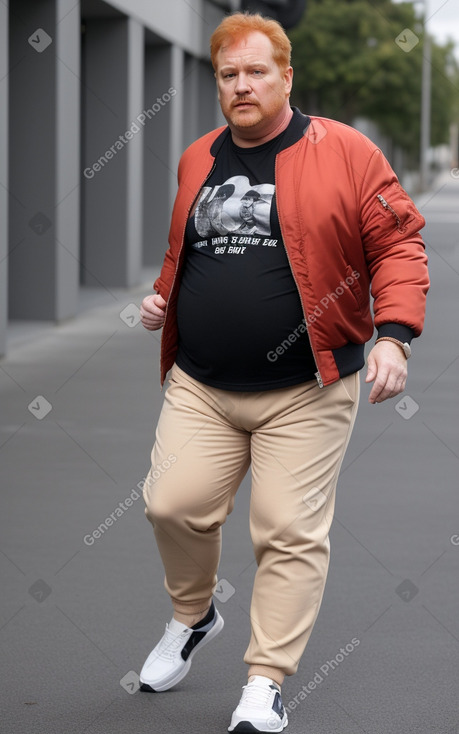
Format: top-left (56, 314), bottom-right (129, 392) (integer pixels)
top-left (1, 0), bottom-right (231, 355)
top-left (1, 0), bottom-right (305, 356)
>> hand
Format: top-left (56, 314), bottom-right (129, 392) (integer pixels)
top-left (365, 341), bottom-right (408, 404)
top-left (140, 293), bottom-right (167, 331)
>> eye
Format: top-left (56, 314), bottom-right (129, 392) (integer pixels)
top-left (223, 72), bottom-right (235, 79)
top-left (251, 70), bottom-right (263, 75)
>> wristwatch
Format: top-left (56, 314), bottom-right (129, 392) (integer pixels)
top-left (375, 337), bottom-right (411, 359)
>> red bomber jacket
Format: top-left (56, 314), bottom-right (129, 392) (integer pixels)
top-left (153, 109), bottom-right (429, 388)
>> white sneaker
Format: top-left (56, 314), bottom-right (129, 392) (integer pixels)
top-left (228, 675), bottom-right (288, 732)
top-left (139, 602), bottom-right (224, 692)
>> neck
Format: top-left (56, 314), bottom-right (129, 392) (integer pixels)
top-left (230, 104), bottom-right (293, 148)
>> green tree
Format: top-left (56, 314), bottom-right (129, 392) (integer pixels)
top-left (289, 0), bottom-right (459, 163)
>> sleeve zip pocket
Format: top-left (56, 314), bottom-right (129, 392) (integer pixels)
top-left (376, 194), bottom-right (406, 233)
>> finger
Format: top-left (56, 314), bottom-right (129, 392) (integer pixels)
top-left (141, 320), bottom-right (163, 331)
top-left (369, 385), bottom-right (382, 403)
top-left (155, 294), bottom-right (167, 309)
top-left (141, 316), bottom-right (163, 327)
top-left (142, 312), bottom-right (165, 324)
top-left (141, 305), bottom-right (163, 320)
top-left (365, 359), bottom-right (377, 383)
top-left (373, 371), bottom-right (406, 403)
top-left (369, 384), bottom-right (383, 403)
top-left (378, 376), bottom-right (400, 402)
top-left (374, 386), bottom-right (393, 403)
top-left (141, 295), bottom-right (163, 313)
top-left (140, 311), bottom-right (159, 325)
top-left (141, 297), bottom-right (155, 311)
top-left (368, 366), bottom-right (390, 402)
top-left (365, 368), bottom-right (376, 383)
top-left (387, 375), bottom-right (407, 400)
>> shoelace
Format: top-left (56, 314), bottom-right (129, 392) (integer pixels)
top-left (156, 624), bottom-right (189, 661)
top-left (239, 680), bottom-right (278, 709)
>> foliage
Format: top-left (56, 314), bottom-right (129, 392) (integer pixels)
top-left (288, 0), bottom-right (459, 162)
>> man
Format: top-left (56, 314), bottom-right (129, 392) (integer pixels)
top-left (138, 11), bottom-right (429, 733)
top-left (236, 189), bottom-right (267, 233)
top-left (196, 183), bottom-right (235, 236)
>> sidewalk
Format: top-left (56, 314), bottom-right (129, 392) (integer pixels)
top-left (1, 175), bottom-right (458, 734)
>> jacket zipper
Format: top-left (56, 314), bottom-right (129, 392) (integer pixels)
top-left (274, 161), bottom-right (324, 388)
top-left (160, 162), bottom-right (216, 384)
top-left (377, 194), bottom-right (405, 233)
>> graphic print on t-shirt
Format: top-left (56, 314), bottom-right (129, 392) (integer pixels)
top-left (176, 112), bottom-right (317, 390)
top-left (194, 175), bottom-right (275, 238)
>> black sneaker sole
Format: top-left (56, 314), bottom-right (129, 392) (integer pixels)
top-left (139, 683), bottom-right (156, 692)
top-left (139, 610), bottom-right (224, 692)
top-left (229, 711), bottom-right (288, 733)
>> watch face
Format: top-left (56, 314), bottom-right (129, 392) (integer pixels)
top-left (403, 342), bottom-right (412, 358)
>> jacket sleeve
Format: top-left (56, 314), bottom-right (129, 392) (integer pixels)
top-left (152, 126), bottom-right (226, 301)
top-left (153, 248), bottom-right (177, 302)
top-left (152, 152), bottom-right (189, 301)
top-left (358, 148), bottom-right (430, 338)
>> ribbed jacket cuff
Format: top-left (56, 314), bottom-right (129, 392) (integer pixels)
top-left (377, 322), bottom-right (414, 344)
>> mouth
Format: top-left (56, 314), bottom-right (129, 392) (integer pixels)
top-left (233, 101), bottom-right (255, 108)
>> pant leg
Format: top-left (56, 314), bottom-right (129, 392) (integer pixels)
top-left (244, 372), bottom-right (360, 678)
top-left (143, 364), bottom-right (251, 615)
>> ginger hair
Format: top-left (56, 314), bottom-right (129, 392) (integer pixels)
top-left (210, 12), bottom-right (291, 72)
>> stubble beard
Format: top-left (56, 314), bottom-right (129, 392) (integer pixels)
top-left (227, 103), bottom-right (262, 130)
top-left (226, 93), bottom-right (287, 134)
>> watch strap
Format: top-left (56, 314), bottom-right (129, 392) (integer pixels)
top-left (375, 336), bottom-right (411, 358)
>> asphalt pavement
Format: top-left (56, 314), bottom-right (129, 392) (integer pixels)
top-left (1, 171), bottom-right (458, 734)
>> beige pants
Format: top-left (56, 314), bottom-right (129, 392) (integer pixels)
top-left (143, 363), bottom-right (359, 682)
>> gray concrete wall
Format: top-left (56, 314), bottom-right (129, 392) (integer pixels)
top-left (169, 45), bottom-right (185, 207)
top-left (8, 0), bottom-right (80, 321)
top-left (143, 44), bottom-right (176, 267)
top-left (143, 47), bottom-right (222, 269)
top-left (103, 0), bottom-right (224, 58)
top-left (81, 16), bottom-right (143, 288)
top-left (142, 41), bottom-right (186, 269)
top-left (198, 60), bottom-right (219, 136)
top-left (55, 0), bottom-right (81, 320)
top-left (0, 1), bottom-right (8, 355)
top-left (183, 56), bottom-right (217, 151)
top-left (3, 0), bottom-right (226, 352)
top-left (9, 0), bottom-right (57, 320)
top-left (126, 18), bottom-right (144, 287)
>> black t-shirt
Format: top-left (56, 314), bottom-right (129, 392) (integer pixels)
top-left (175, 112), bottom-right (316, 391)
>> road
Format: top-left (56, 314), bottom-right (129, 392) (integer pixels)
top-left (0, 171), bottom-right (458, 734)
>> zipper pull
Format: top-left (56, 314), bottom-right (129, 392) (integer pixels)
top-left (315, 371), bottom-right (324, 388)
top-left (376, 194), bottom-right (404, 232)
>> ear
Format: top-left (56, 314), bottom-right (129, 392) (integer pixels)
top-left (284, 66), bottom-right (293, 95)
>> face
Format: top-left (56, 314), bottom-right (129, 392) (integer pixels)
top-left (215, 31), bottom-right (293, 141)
top-left (240, 198), bottom-right (254, 221)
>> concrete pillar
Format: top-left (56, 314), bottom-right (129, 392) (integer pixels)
top-left (142, 46), bottom-right (220, 268)
top-left (143, 43), bottom-right (183, 267)
top-left (170, 45), bottom-right (185, 208)
top-left (198, 59), bottom-right (219, 133)
top-left (144, 45), bottom-right (172, 267)
top-left (55, 0), bottom-right (81, 318)
top-left (126, 19), bottom-right (144, 287)
top-left (0, 0), bottom-right (8, 354)
top-left (183, 56), bottom-right (217, 150)
top-left (183, 53), bottom-right (201, 151)
top-left (81, 17), bottom-right (144, 288)
top-left (8, 0), bottom-right (80, 321)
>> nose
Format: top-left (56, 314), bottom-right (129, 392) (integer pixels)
top-left (234, 72), bottom-right (251, 96)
